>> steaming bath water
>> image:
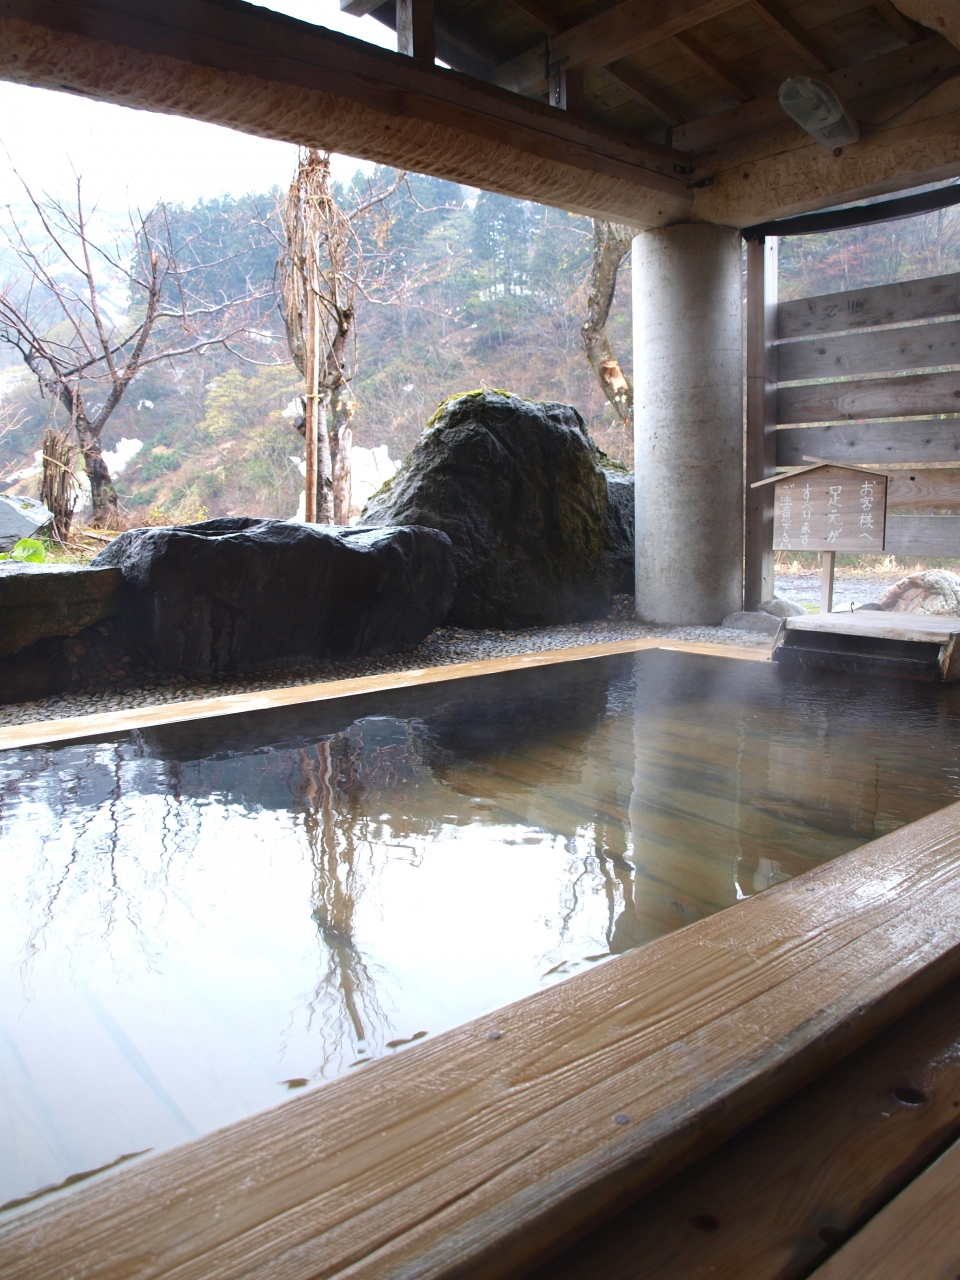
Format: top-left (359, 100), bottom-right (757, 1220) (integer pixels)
top-left (3, 648), bottom-right (960, 1208)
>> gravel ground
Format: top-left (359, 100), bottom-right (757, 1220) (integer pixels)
top-left (0, 598), bottom-right (772, 729)
top-left (775, 570), bottom-right (906, 611)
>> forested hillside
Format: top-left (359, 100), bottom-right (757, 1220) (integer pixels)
top-left (0, 170), bottom-right (632, 523)
top-left (1, 169), bottom-right (958, 526)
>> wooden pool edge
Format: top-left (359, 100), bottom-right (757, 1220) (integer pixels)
top-left (0, 638), bottom-right (772, 751)
top-left (3, 798), bottom-right (960, 1280)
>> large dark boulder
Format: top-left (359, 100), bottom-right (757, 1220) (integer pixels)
top-left (361, 391), bottom-right (620, 628)
top-left (93, 518), bottom-right (456, 678)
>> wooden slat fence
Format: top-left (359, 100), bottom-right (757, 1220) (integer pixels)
top-left (747, 269), bottom-right (960, 603)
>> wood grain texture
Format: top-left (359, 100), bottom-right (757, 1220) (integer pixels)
top-left (776, 419), bottom-right (960, 465)
top-left (490, 0), bottom-right (743, 91)
top-left (784, 612), bottom-right (960, 641)
top-left (537, 973), bottom-right (960, 1280)
top-left (777, 370), bottom-right (960, 424)
top-left (808, 1134), bottom-right (960, 1278)
top-left (687, 75), bottom-right (960, 228)
top-left (777, 318), bottom-right (960, 382)
top-left (672, 35), bottom-right (960, 151)
top-left (884, 513), bottom-right (960, 556)
top-left (887, 468), bottom-right (960, 512)
top-left (778, 273), bottom-right (960, 339)
top-left (0, 2), bottom-right (691, 229)
top-left (0, 639), bottom-right (771, 753)
top-left (5, 799), bottom-right (960, 1280)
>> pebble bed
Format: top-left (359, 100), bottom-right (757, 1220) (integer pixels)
top-left (0, 597), bottom-right (772, 729)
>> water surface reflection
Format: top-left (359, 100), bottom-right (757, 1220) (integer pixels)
top-left (2, 649), bottom-right (959, 1207)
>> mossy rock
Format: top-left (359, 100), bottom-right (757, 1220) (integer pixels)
top-left (362, 390), bottom-right (621, 628)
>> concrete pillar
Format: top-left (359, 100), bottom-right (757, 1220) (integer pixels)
top-left (633, 223), bottom-right (743, 624)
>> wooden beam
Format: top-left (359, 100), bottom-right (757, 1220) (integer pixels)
top-left (687, 72), bottom-right (960, 227)
top-left (0, 0), bottom-right (692, 228)
top-left (744, 236), bottom-right (778, 612)
top-left (673, 35), bottom-right (960, 152)
top-left (874, 0), bottom-right (924, 44)
top-left (541, 973), bottom-right (960, 1280)
top-left (890, 0), bottom-right (960, 53)
top-left (606, 62), bottom-right (690, 126)
top-left (507, 0), bottom-right (562, 34)
top-left (6, 800), bottom-right (960, 1280)
top-left (397, 0), bottom-right (435, 62)
top-left (671, 30), bottom-right (753, 102)
top-left (750, 0), bottom-right (834, 73)
top-left (491, 0), bottom-right (745, 95)
top-left (809, 1135), bottom-right (960, 1279)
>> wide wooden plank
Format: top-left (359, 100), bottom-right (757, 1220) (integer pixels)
top-left (884, 514), bottom-right (960, 558)
top-left (808, 1135), bottom-right (960, 1279)
top-left (0, 1), bottom-right (691, 230)
top-left (776, 419), bottom-right (960, 465)
top-left (538, 974), bottom-right (960, 1280)
top-left (0, 639), bottom-right (770, 752)
top-left (887, 468), bottom-right (960, 512)
top-left (5, 801), bottom-right (960, 1280)
top-left (783, 612), bottom-right (960, 642)
top-left (778, 274), bottom-right (960, 340)
top-left (777, 319), bottom-right (960, 382)
top-left (777, 371), bottom-right (960, 424)
top-left (490, 0), bottom-right (743, 93)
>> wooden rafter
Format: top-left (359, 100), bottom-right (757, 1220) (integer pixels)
top-left (873, 0), bottom-right (924, 44)
top-left (606, 61), bottom-right (691, 125)
top-left (492, 0), bottom-right (746, 94)
top-left (673, 34), bottom-right (960, 151)
top-left (750, 0), bottom-right (834, 73)
top-left (506, 0), bottom-right (562, 33)
top-left (671, 30), bottom-right (753, 102)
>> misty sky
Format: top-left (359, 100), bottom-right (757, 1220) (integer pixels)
top-left (0, 0), bottom-right (397, 215)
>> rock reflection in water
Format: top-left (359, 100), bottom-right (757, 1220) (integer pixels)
top-left (2, 649), bottom-right (960, 1209)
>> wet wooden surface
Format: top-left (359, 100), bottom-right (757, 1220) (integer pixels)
top-left (535, 974), bottom-right (960, 1280)
top-left (808, 1135), bottom-right (960, 1279)
top-left (0, 639), bottom-right (771, 752)
top-left (4, 799), bottom-right (960, 1280)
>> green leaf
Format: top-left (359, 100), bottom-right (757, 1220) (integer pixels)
top-left (10, 538), bottom-right (46, 563)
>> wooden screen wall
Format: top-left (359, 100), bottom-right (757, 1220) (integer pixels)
top-left (745, 252), bottom-right (960, 609)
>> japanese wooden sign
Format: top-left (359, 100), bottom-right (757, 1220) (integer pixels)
top-left (754, 463), bottom-right (887, 553)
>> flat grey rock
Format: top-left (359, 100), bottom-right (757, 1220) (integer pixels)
top-left (0, 494), bottom-right (52, 551)
top-left (722, 610), bottom-right (782, 636)
top-left (758, 596), bottom-right (805, 618)
top-left (0, 563), bottom-right (122, 658)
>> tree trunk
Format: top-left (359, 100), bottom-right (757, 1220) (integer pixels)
top-left (74, 406), bottom-right (119, 527)
top-left (316, 392), bottom-right (335, 524)
top-left (331, 425), bottom-right (352, 525)
top-left (582, 220), bottom-right (634, 427)
top-left (40, 428), bottom-right (78, 544)
top-left (330, 384), bottom-right (355, 524)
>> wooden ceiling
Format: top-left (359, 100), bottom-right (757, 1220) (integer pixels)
top-left (0, 0), bottom-right (958, 228)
